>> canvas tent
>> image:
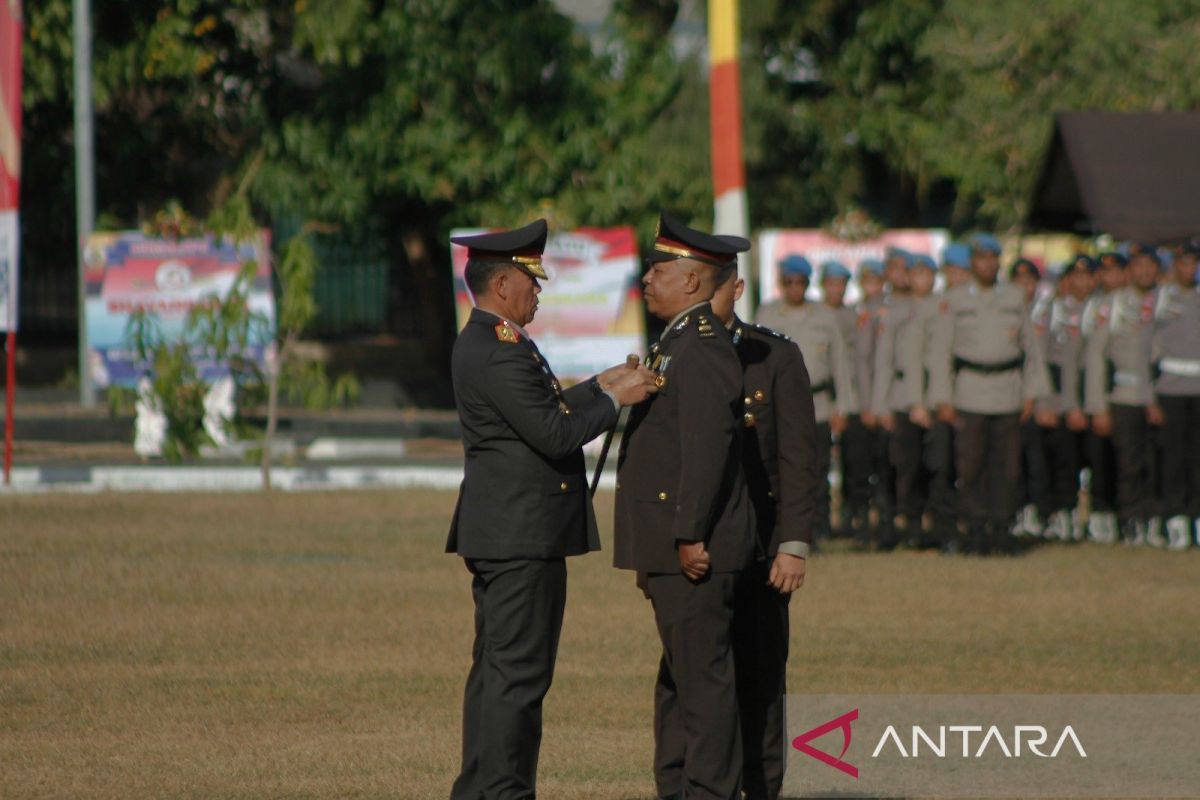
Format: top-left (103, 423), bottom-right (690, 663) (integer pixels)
top-left (1028, 112), bottom-right (1200, 243)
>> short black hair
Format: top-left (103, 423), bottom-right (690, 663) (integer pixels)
top-left (464, 259), bottom-right (509, 297)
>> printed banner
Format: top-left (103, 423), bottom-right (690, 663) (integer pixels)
top-left (450, 226), bottom-right (645, 382)
top-left (757, 229), bottom-right (950, 306)
top-left (84, 231), bottom-right (276, 389)
top-left (785, 694), bottom-right (1200, 798)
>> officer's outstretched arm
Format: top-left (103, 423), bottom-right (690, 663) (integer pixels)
top-left (482, 345), bottom-right (618, 460)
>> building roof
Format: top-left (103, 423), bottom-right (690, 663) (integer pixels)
top-left (1028, 112), bottom-right (1200, 243)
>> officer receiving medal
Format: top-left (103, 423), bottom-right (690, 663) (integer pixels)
top-left (614, 213), bottom-right (756, 800)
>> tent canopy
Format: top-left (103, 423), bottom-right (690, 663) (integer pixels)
top-left (1027, 112), bottom-right (1200, 244)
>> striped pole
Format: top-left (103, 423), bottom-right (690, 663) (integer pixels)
top-left (708, 0), bottom-right (752, 318)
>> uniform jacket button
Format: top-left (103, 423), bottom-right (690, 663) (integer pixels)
top-left (658, 491), bottom-right (668, 501)
top-left (560, 482), bottom-right (569, 491)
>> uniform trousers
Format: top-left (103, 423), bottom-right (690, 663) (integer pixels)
top-left (1047, 426), bottom-right (1086, 515)
top-left (890, 415), bottom-right (929, 522)
top-left (872, 427), bottom-right (896, 540)
top-left (1159, 394), bottom-right (1200, 520)
top-left (925, 421), bottom-right (957, 543)
top-left (953, 411), bottom-right (1021, 538)
top-left (840, 414), bottom-right (874, 523)
top-left (1110, 403), bottom-right (1157, 524)
top-left (1086, 431), bottom-right (1118, 514)
top-left (1019, 419), bottom-right (1051, 517)
top-left (813, 422), bottom-right (833, 540)
top-left (731, 560), bottom-right (790, 800)
top-left (650, 572), bottom-right (742, 800)
top-left (452, 558), bottom-right (567, 800)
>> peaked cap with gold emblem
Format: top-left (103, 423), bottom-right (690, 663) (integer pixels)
top-left (452, 219), bottom-right (549, 279)
top-left (647, 212), bottom-right (750, 267)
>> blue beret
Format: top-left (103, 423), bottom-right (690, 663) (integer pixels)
top-left (911, 254), bottom-right (937, 271)
top-left (968, 233), bottom-right (1002, 254)
top-left (858, 258), bottom-right (885, 276)
top-left (1010, 257), bottom-right (1040, 281)
top-left (941, 243), bottom-right (970, 268)
top-left (821, 260), bottom-right (851, 281)
top-left (1098, 251), bottom-right (1128, 268)
top-left (779, 254), bottom-right (812, 277)
top-left (884, 246), bottom-right (913, 267)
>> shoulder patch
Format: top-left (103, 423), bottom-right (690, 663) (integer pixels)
top-left (494, 321), bottom-right (520, 343)
top-left (752, 322), bottom-right (792, 342)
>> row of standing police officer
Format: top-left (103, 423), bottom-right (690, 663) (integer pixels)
top-left (756, 235), bottom-right (1200, 555)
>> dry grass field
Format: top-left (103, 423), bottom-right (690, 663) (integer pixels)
top-left (2, 490), bottom-right (1198, 798)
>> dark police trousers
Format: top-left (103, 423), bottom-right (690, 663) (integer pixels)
top-left (953, 411), bottom-right (1021, 540)
top-left (1110, 403), bottom-right (1156, 524)
top-left (1159, 394), bottom-right (1200, 519)
top-left (452, 558), bottom-right (566, 800)
top-left (650, 572), bottom-right (742, 800)
top-left (732, 560), bottom-right (789, 800)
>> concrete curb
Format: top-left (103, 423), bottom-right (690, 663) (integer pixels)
top-left (2, 465), bottom-right (619, 494)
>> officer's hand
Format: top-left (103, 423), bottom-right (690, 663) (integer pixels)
top-left (596, 354), bottom-right (640, 390)
top-left (1147, 404), bottom-right (1165, 426)
top-left (936, 403), bottom-right (957, 426)
top-left (768, 553), bottom-right (806, 594)
top-left (830, 414), bottom-right (847, 436)
top-left (879, 412), bottom-right (895, 432)
top-left (910, 406), bottom-right (932, 429)
top-left (1035, 408), bottom-right (1059, 428)
top-left (1019, 398), bottom-right (1036, 423)
top-left (608, 366), bottom-right (660, 406)
top-left (677, 541), bottom-right (711, 581)
top-left (1065, 409), bottom-right (1088, 432)
top-left (861, 412), bottom-right (878, 429)
top-left (1092, 411), bottom-right (1113, 437)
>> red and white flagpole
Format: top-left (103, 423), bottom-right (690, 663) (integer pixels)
top-left (1, 0), bottom-right (23, 485)
top-left (708, 0), bottom-right (752, 318)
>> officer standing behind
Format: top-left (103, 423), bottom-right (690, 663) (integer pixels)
top-left (447, 220), bottom-right (660, 800)
top-left (1152, 243), bottom-right (1200, 550)
top-left (929, 234), bottom-right (1050, 554)
top-left (872, 253), bottom-right (939, 548)
top-left (1040, 256), bottom-right (1097, 541)
top-left (757, 256), bottom-right (856, 545)
top-left (614, 213), bottom-right (756, 800)
top-left (1081, 253), bottom-right (1128, 543)
top-left (1011, 258), bottom-right (1053, 538)
top-left (823, 261), bottom-right (869, 538)
top-left (714, 268), bottom-right (818, 800)
top-left (1084, 248), bottom-right (1162, 545)
top-left (853, 258), bottom-right (890, 545)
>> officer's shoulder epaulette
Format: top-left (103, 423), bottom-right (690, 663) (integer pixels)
top-left (749, 322), bottom-right (792, 342)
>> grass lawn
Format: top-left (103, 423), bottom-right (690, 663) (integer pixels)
top-left (2, 490), bottom-right (1198, 798)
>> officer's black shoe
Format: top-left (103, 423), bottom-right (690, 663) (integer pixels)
top-left (658, 793), bottom-right (683, 800)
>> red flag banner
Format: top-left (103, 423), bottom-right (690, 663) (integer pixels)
top-left (0, 0), bottom-right (20, 212)
top-left (0, 0), bottom-right (21, 334)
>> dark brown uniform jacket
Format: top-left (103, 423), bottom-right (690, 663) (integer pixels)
top-left (447, 307), bottom-right (618, 559)
top-left (613, 303), bottom-right (756, 574)
top-left (733, 318), bottom-right (820, 556)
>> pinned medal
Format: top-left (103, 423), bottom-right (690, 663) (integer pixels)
top-left (654, 374), bottom-right (667, 389)
top-left (744, 412), bottom-right (756, 428)
top-left (753, 390), bottom-right (765, 401)
top-left (495, 321), bottom-right (519, 343)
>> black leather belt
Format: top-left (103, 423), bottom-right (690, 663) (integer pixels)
top-left (953, 356), bottom-right (1023, 374)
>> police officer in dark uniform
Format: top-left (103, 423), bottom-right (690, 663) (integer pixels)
top-left (614, 213), bottom-right (756, 800)
top-left (713, 269), bottom-right (818, 800)
top-left (447, 219), bottom-right (660, 800)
